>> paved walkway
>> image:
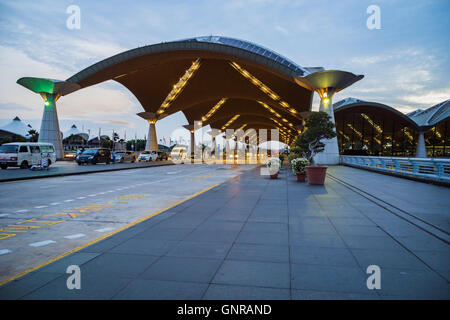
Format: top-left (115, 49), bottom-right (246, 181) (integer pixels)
top-left (0, 165), bottom-right (449, 299)
top-left (0, 160), bottom-right (173, 182)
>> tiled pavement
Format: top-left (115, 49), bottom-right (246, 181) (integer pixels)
top-left (0, 165), bottom-right (449, 300)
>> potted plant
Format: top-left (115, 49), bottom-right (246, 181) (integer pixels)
top-left (295, 111), bottom-right (337, 185)
top-left (266, 157), bottom-right (281, 179)
top-left (291, 158), bottom-right (309, 182)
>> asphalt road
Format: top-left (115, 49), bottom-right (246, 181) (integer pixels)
top-left (0, 163), bottom-right (255, 283)
top-left (0, 160), bottom-right (174, 182)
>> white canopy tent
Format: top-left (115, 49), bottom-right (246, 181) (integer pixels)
top-left (0, 117), bottom-right (33, 138)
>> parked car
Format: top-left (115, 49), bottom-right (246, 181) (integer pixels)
top-left (0, 142), bottom-right (56, 169)
top-left (115, 151), bottom-right (136, 163)
top-left (76, 148), bottom-right (111, 165)
top-left (138, 150), bottom-right (157, 162)
top-left (157, 151), bottom-right (169, 161)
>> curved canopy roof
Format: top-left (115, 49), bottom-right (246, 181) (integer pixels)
top-left (407, 99), bottom-right (449, 128)
top-left (63, 35), bottom-right (327, 144)
top-left (335, 98), bottom-right (450, 131)
top-left (334, 99), bottom-right (420, 130)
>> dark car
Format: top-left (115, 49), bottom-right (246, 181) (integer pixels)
top-left (157, 151), bottom-right (169, 161)
top-left (76, 148), bottom-right (111, 165)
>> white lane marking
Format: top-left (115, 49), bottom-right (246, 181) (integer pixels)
top-left (106, 190), bottom-right (114, 193)
top-left (64, 199), bottom-right (74, 202)
top-left (94, 227), bottom-right (115, 233)
top-left (88, 194), bottom-right (97, 197)
top-left (76, 197), bottom-right (86, 200)
top-left (167, 171), bottom-right (180, 175)
top-left (98, 192), bottom-right (106, 195)
top-left (50, 202), bottom-right (61, 206)
top-left (16, 209), bottom-right (29, 213)
top-left (64, 233), bottom-right (86, 239)
top-left (0, 214), bottom-right (9, 217)
top-left (29, 240), bottom-right (56, 247)
top-left (0, 249), bottom-right (12, 255)
top-left (34, 205), bottom-right (48, 209)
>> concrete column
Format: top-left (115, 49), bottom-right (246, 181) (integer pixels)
top-left (416, 131), bottom-right (427, 158)
top-left (225, 137), bottom-right (232, 164)
top-left (314, 95), bottom-right (340, 165)
top-left (190, 130), bottom-right (195, 163)
top-left (146, 121), bottom-right (158, 152)
top-left (38, 93), bottom-right (63, 159)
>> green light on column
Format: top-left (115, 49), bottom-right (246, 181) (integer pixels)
top-left (44, 101), bottom-right (50, 106)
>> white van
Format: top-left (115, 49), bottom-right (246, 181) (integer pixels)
top-left (0, 142), bottom-right (56, 169)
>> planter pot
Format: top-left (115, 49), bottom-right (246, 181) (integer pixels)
top-left (270, 173), bottom-right (278, 179)
top-left (306, 166), bottom-right (328, 185)
top-left (296, 173), bottom-right (306, 182)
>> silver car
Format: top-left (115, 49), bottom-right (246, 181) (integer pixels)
top-left (115, 151), bottom-right (136, 163)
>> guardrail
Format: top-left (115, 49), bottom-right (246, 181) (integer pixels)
top-left (340, 155), bottom-right (450, 183)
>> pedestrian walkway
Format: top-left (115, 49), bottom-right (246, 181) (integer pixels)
top-left (0, 165), bottom-right (449, 299)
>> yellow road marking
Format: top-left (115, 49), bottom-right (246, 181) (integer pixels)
top-left (0, 183), bottom-right (220, 287)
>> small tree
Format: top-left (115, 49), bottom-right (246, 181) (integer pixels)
top-left (295, 111), bottom-right (336, 165)
top-left (28, 129), bottom-right (39, 142)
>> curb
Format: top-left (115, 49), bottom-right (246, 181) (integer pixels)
top-left (0, 162), bottom-right (176, 183)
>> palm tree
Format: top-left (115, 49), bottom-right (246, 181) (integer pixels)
top-left (28, 129), bottom-right (39, 142)
top-left (200, 143), bottom-right (208, 163)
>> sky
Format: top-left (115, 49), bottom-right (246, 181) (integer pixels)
top-left (0, 0), bottom-right (449, 145)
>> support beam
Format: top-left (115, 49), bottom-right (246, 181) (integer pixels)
top-left (146, 121), bottom-right (158, 152)
top-left (38, 93), bottom-right (64, 159)
top-left (137, 112), bottom-right (159, 152)
top-left (294, 70), bottom-right (364, 165)
top-left (16, 77), bottom-right (80, 160)
top-left (416, 131), bottom-right (427, 158)
top-left (183, 124), bottom-right (195, 163)
top-left (314, 93), bottom-right (340, 165)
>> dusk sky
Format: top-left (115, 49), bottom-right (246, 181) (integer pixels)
top-left (0, 0), bottom-right (448, 143)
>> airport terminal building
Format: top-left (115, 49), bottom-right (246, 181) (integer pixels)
top-left (13, 35), bottom-right (450, 160)
top-left (334, 98), bottom-right (450, 158)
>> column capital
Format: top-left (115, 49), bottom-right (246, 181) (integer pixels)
top-left (137, 112), bottom-right (158, 123)
top-left (183, 124), bottom-right (195, 133)
top-left (17, 77), bottom-right (80, 96)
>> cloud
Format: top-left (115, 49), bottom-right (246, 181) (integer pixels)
top-left (338, 47), bottom-right (447, 110)
top-left (0, 45), bottom-right (137, 122)
top-left (274, 25), bottom-right (289, 35)
top-left (99, 120), bottom-right (132, 126)
top-left (400, 88), bottom-right (450, 106)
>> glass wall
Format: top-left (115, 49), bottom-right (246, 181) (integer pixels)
top-left (425, 119), bottom-right (449, 158)
top-left (335, 109), bottom-right (418, 157)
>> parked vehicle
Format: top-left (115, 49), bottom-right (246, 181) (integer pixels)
top-left (115, 151), bottom-right (136, 163)
top-left (138, 150), bottom-right (157, 162)
top-left (0, 142), bottom-right (56, 169)
top-left (157, 151), bottom-right (169, 161)
top-left (76, 148), bottom-right (111, 165)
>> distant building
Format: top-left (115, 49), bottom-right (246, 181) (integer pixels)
top-left (0, 117), bottom-right (33, 142)
top-left (62, 124), bottom-right (89, 151)
top-left (334, 98), bottom-right (450, 158)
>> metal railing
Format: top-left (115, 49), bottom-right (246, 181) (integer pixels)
top-left (340, 155), bottom-right (450, 183)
